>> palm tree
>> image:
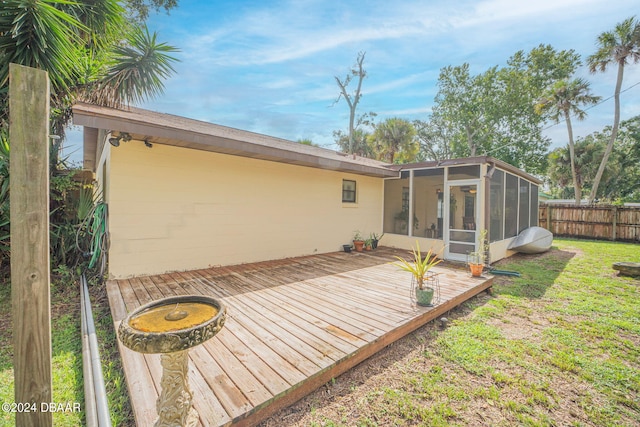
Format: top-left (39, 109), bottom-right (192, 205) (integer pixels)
top-left (370, 118), bottom-right (418, 163)
top-left (586, 16), bottom-right (640, 203)
top-left (0, 0), bottom-right (179, 136)
top-left (536, 78), bottom-right (600, 204)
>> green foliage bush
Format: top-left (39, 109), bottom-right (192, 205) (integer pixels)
top-left (0, 128), bottom-right (95, 280)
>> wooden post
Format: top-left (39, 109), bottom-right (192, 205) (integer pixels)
top-left (9, 64), bottom-right (52, 427)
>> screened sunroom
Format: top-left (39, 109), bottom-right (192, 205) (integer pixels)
top-left (382, 157), bottom-right (541, 263)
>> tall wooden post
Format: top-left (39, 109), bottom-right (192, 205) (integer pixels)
top-left (9, 64), bottom-right (52, 427)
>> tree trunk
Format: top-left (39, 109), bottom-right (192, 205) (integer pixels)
top-left (589, 62), bottom-right (624, 203)
top-left (564, 110), bottom-right (581, 205)
top-left (465, 125), bottom-right (476, 156)
top-left (335, 52), bottom-right (366, 155)
top-left (348, 104), bottom-right (355, 155)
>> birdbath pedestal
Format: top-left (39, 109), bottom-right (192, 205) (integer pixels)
top-left (118, 295), bottom-right (227, 427)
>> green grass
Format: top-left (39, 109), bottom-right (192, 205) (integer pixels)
top-left (295, 239), bottom-right (640, 426)
top-left (2, 238), bottom-right (640, 426)
top-left (0, 274), bottom-right (132, 426)
top-left (0, 278), bottom-right (84, 427)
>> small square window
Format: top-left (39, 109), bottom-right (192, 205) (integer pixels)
top-left (342, 180), bottom-right (356, 203)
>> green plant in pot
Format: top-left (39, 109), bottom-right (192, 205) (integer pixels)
top-left (370, 232), bottom-right (384, 249)
top-left (353, 230), bottom-right (365, 252)
top-left (468, 229), bottom-right (488, 277)
top-left (394, 242), bottom-right (443, 306)
top-left (364, 238), bottom-right (373, 250)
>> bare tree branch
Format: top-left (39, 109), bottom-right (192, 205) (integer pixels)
top-left (333, 51), bottom-right (367, 154)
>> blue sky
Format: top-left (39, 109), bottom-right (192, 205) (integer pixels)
top-left (66, 0), bottom-right (640, 163)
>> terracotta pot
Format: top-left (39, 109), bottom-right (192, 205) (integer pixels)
top-left (353, 240), bottom-right (365, 252)
top-left (469, 263), bottom-right (484, 277)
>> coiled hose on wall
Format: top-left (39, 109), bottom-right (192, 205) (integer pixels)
top-left (77, 201), bottom-right (109, 280)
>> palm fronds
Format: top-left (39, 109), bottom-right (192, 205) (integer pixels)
top-left (394, 242), bottom-right (443, 289)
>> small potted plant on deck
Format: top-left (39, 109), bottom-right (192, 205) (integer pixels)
top-left (353, 230), bottom-right (365, 252)
top-left (468, 229), bottom-right (488, 277)
top-left (370, 232), bottom-right (384, 249)
top-left (364, 237), bottom-right (373, 251)
top-left (394, 242), bottom-right (443, 306)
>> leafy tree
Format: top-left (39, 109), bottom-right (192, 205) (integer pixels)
top-left (0, 0), bottom-right (179, 137)
top-left (0, 0), bottom-right (179, 272)
top-left (547, 139), bottom-right (602, 200)
top-left (333, 51), bottom-right (367, 154)
top-left (428, 64), bottom-right (501, 157)
top-left (296, 138), bottom-right (317, 146)
top-left (421, 45), bottom-right (580, 175)
top-left (547, 115), bottom-right (640, 202)
top-left (414, 116), bottom-right (454, 161)
top-left (126, 0), bottom-right (179, 21)
top-left (490, 45), bottom-right (581, 173)
top-left (333, 128), bottom-right (374, 157)
top-left (369, 118), bottom-right (418, 163)
top-left (535, 78), bottom-right (601, 204)
top-left (586, 16), bottom-right (640, 203)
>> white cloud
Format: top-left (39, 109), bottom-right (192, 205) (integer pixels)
top-left (67, 0), bottom-right (640, 164)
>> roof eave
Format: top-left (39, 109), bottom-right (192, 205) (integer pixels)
top-left (72, 103), bottom-right (397, 178)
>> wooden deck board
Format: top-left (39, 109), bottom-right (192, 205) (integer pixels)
top-left (107, 247), bottom-right (493, 426)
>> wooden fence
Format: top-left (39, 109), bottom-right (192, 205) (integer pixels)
top-left (539, 203), bottom-right (640, 242)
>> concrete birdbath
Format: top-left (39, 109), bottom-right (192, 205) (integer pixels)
top-left (118, 295), bottom-right (226, 427)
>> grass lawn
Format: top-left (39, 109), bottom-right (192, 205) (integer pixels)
top-left (0, 238), bottom-right (638, 426)
top-left (0, 272), bottom-right (131, 427)
top-left (0, 274), bottom-right (84, 427)
top-left (261, 238), bottom-right (640, 426)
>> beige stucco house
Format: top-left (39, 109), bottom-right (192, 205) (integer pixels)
top-left (73, 103), bottom-right (542, 279)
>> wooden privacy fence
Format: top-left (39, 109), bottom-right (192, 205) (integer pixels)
top-left (539, 203), bottom-right (640, 242)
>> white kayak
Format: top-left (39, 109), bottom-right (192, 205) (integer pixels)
top-left (508, 226), bottom-right (553, 254)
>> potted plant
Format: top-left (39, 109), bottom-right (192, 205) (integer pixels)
top-left (370, 232), bottom-right (384, 249)
top-left (364, 238), bottom-right (373, 251)
top-left (394, 242), bottom-right (443, 306)
top-left (352, 230), bottom-right (365, 252)
top-left (468, 229), bottom-right (488, 277)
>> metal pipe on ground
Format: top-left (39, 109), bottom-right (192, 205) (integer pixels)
top-left (488, 269), bottom-right (521, 277)
top-left (81, 274), bottom-right (112, 427)
top-left (81, 277), bottom-right (98, 427)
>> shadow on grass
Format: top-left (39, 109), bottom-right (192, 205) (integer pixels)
top-left (490, 246), bottom-right (576, 299)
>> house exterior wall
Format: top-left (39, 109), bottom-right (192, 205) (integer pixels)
top-left (381, 234), bottom-right (446, 256)
top-left (489, 239), bottom-right (517, 263)
top-left (104, 141), bottom-right (383, 278)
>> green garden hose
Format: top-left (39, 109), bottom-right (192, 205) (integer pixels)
top-left (88, 203), bottom-right (108, 269)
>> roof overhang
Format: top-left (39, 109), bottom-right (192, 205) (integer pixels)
top-left (72, 103), bottom-right (397, 178)
top-left (389, 156), bottom-right (543, 185)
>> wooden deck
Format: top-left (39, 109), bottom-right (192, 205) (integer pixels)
top-left (106, 247), bottom-right (493, 426)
